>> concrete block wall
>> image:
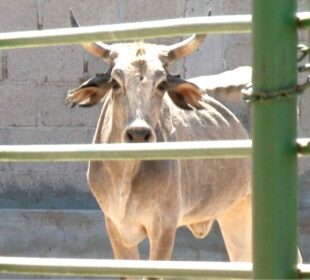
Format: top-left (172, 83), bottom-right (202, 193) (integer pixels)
top-left (0, 0), bottom-right (253, 209)
top-left (1, 0), bottom-right (310, 264)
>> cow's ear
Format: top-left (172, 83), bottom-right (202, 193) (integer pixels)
top-left (66, 73), bottom-right (111, 107)
top-left (167, 75), bottom-right (205, 110)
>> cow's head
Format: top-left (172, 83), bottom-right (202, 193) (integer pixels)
top-left (67, 11), bottom-right (206, 143)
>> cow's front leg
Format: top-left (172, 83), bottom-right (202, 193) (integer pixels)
top-left (105, 217), bottom-right (140, 280)
top-left (145, 222), bottom-right (177, 280)
top-left (105, 216), bottom-right (140, 259)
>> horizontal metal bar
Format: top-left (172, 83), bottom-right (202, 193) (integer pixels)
top-left (0, 257), bottom-right (252, 279)
top-left (1, 138), bottom-right (310, 162)
top-left (0, 12), bottom-right (308, 50)
top-left (299, 264), bottom-right (310, 279)
top-left (296, 138), bottom-right (310, 156)
top-left (0, 140), bottom-right (251, 162)
top-left (1, 257), bottom-right (310, 279)
top-left (297, 12), bottom-right (310, 29)
top-left (0, 15), bottom-right (251, 50)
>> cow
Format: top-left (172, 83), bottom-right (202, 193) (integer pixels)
top-left (188, 66), bottom-right (252, 133)
top-left (67, 11), bottom-right (252, 280)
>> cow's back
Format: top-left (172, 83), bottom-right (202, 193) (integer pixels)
top-left (163, 94), bottom-right (251, 226)
top-left (188, 66), bottom-right (252, 133)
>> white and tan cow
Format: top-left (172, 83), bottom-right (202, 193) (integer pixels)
top-left (189, 66), bottom-right (252, 133)
top-left (67, 11), bottom-right (252, 280)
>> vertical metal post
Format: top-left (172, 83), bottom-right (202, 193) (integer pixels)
top-left (252, 0), bottom-right (298, 279)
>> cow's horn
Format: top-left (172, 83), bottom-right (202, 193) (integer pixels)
top-left (164, 9), bottom-right (211, 63)
top-left (165, 34), bottom-right (206, 62)
top-left (69, 9), bottom-right (113, 65)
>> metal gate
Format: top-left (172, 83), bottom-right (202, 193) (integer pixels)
top-left (0, 0), bottom-right (310, 279)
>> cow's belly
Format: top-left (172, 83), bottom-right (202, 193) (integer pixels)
top-left (179, 157), bottom-right (251, 225)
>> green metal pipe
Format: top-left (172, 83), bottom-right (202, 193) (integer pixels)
top-left (0, 257), bottom-right (252, 279)
top-left (252, 0), bottom-right (298, 279)
top-left (0, 140), bottom-right (251, 162)
top-left (0, 15), bottom-right (251, 50)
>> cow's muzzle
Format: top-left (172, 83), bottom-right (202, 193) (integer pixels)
top-left (123, 120), bottom-right (155, 143)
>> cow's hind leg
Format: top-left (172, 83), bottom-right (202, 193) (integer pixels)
top-left (217, 194), bottom-right (252, 261)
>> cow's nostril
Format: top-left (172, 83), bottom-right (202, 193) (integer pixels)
top-left (125, 127), bottom-right (153, 143)
top-left (126, 131), bottom-right (134, 142)
top-left (144, 131), bottom-right (151, 141)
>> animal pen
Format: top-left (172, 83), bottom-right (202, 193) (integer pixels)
top-left (1, 0), bottom-right (310, 279)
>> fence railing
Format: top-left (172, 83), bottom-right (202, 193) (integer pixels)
top-left (0, 15), bottom-right (252, 49)
top-left (0, 138), bottom-right (309, 162)
top-left (0, 1), bottom-right (309, 279)
top-left (0, 12), bottom-right (309, 50)
top-left (0, 140), bottom-right (251, 161)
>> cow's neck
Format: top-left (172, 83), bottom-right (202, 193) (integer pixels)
top-left (101, 125), bottom-right (141, 220)
top-left (91, 98), bottom-right (176, 220)
top-left (106, 160), bottom-right (140, 220)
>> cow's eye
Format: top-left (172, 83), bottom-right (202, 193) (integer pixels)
top-left (111, 79), bottom-right (121, 91)
top-left (157, 81), bottom-right (167, 92)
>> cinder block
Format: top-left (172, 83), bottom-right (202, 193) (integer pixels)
top-left (34, 169), bottom-right (89, 193)
top-left (0, 169), bottom-right (40, 193)
top-left (0, 51), bottom-right (8, 81)
top-left (7, 46), bottom-right (84, 84)
top-left (117, 0), bottom-right (186, 22)
top-left (222, 42), bottom-right (251, 70)
top-left (0, 51), bottom-right (3, 81)
top-left (0, 1), bottom-right (37, 32)
top-left (43, 0), bottom-right (120, 29)
top-left (87, 54), bottom-right (110, 78)
top-left (0, 128), bottom-right (9, 172)
top-left (0, 209), bottom-right (229, 261)
top-left (0, 161), bottom-right (87, 173)
top-left (221, 0), bottom-right (251, 15)
top-left (220, 1), bottom-right (252, 45)
top-left (0, 170), bottom-right (93, 208)
top-left (299, 168), bottom-right (310, 210)
top-left (2, 126), bottom-right (94, 172)
top-left (299, 208), bottom-right (310, 262)
top-left (2, 159), bottom-right (87, 174)
top-left (45, 0), bottom-right (188, 30)
top-left (5, 127), bottom-right (95, 145)
top-left (299, 0), bottom-right (308, 12)
top-left (300, 94), bottom-right (310, 133)
top-left (0, 210), bottom-right (309, 261)
top-left (184, 35), bottom-right (225, 78)
top-left (0, 127), bottom-right (9, 144)
top-left (225, 33), bottom-right (251, 46)
top-left (0, 82), bottom-right (38, 127)
top-left (186, 0), bottom-right (221, 17)
top-left (38, 83), bottom-right (101, 127)
top-left (0, 210), bottom-right (109, 257)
